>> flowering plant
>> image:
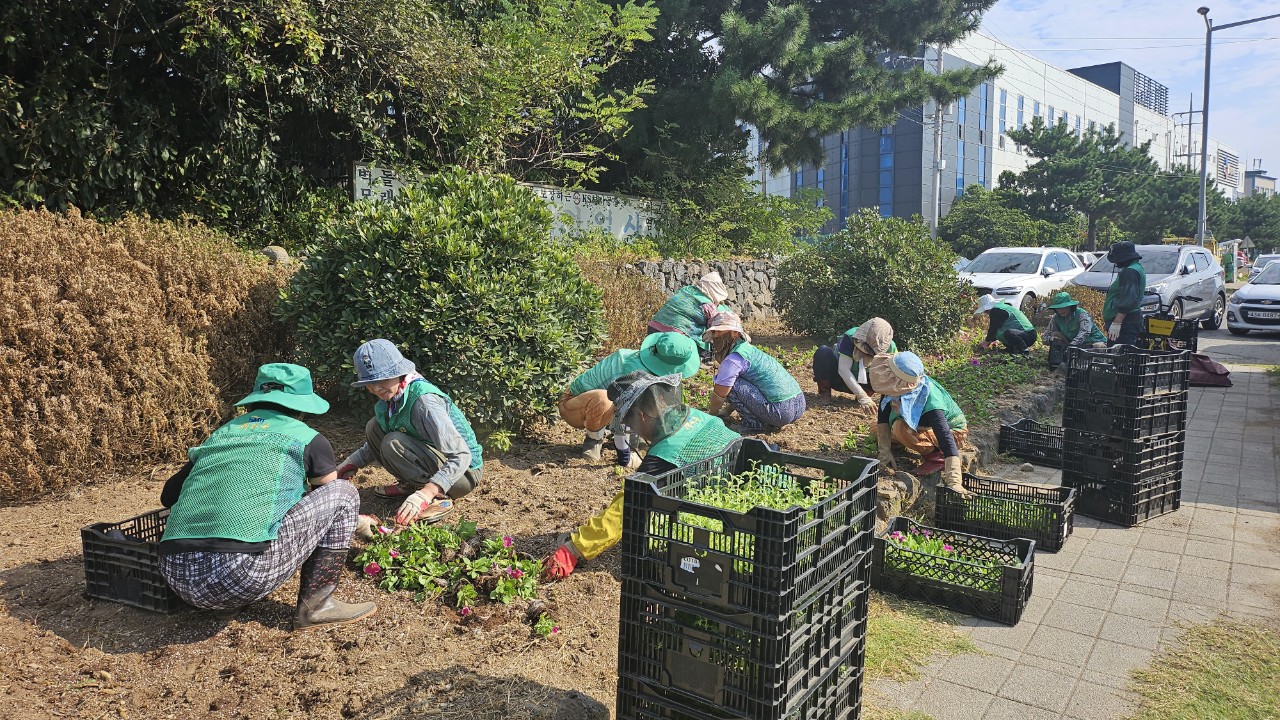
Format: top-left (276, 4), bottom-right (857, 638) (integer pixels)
top-left (882, 521), bottom-right (1023, 593)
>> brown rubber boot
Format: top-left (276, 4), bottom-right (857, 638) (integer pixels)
top-left (293, 548), bottom-right (376, 631)
top-left (580, 435), bottom-right (604, 462)
top-left (815, 381), bottom-right (833, 406)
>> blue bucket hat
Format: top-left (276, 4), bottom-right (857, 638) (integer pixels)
top-left (874, 351), bottom-right (932, 430)
top-left (351, 339), bottom-right (417, 387)
top-left (235, 363), bottom-right (330, 415)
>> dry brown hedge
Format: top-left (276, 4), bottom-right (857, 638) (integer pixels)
top-left (0, 209), bottom-right (289, 500)
top-left (576, 258), bottom-right (666, 355)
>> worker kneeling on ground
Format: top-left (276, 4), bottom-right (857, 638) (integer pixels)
top-left (869, 352), bottom-right (971, 498)
top-left (158, 363), bottom-right (376, 630)
top-left (975, 294), bottom-right (1037, 355)
top-left (1042, 291), bottom-right (1107, 370)
top-left (811, 317), bottom-right (898, 407)
top-left (704, 310), bottom-right (806, 433)
top-left (559, 332), bottom-right (700, 468)
top-left (336, 339), bottom-right (483, 526)
top-left (543, 370), bottom-right (741, 580)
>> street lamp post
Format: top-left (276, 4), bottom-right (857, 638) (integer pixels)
top-left (1196, 7), bottom-right (1280, 247)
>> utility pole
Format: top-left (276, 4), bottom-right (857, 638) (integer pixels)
top-left (1171, 95), bottom-right (1203, 169)
top-left (930, 44), bottom-right (944, 240)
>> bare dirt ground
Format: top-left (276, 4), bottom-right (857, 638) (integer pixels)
top-left (0, 320), bottom-right (1039, 720)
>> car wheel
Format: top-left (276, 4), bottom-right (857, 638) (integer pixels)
top-left (1228, 327), bottom-right (1250, 336)
top-left (1019, 293), bottom-right (1037, 316)
top-left (1168, 298), bottom-right (1183, 321)
top-left (1201, 294), bottom-right (1225, 330)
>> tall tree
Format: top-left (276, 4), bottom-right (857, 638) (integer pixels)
top-left (1003, 118), bottom-right (1157, 251)
top-left (1237, 193), bottom-right (1280, 245)
top-left (938, 184), bottom-right (1080, 258)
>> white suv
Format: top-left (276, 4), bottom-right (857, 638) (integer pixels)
top-left (958, 247), bottom-right (1085, 314)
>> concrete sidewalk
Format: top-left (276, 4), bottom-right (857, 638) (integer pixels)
top-left (868, 364), bottom-right (1280, 720)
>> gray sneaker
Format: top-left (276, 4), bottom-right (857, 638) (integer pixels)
top-left (580, 436), bottom-right (604, 461)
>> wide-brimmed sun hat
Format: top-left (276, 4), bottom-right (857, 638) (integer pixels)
top-left (701, 310), bottom-right (752, 343)
top-left (852, 317), bottom-right (895, 355)
top-left (638, 332), bottom-right (700, 378)
top-left (236, 363), bottom-right (330, 415)
top-left (1047, 291), bottom-right (1079, 310)
top-left (694, 271), bottom-right (730, 306)
top-left (351, 339), bottom-right (416, 387)
top-left (1106, 241), bottom-right (1142, 266)
top-left (973, 294), bottom-right (1000, 315)
top-left (607, 370), bottom-right (683, 435)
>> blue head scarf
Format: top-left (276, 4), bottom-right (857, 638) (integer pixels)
top-left (877, 351), bottom-right (932, 430)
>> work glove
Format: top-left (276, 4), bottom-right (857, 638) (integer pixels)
top-left (336, 460), bottom-right (359, 480)
top-left (875, 423), bottom-right (896, 473)
top-left (542, 543), bottom-right (580, 581)
top-left (855, 394), bottom-right (876, 410)
top-left (1107, 323), bottom-right (1121, 342)
top-left (941, 456), bottom-right (972, 498)
top-left (395, 486), bottom-right (440, 525)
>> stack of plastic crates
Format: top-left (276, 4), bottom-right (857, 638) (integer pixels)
top-left (1060, 346), bottom-right (1190, 526)
top-left (617, 438), bottom-right (878, 720)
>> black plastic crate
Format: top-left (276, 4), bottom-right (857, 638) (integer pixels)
top-left (621, 439), bottom-right (877, 619)
top-left (1139, 316), bottom-right (1199, 353)
top-left (617, 643), bottom-right (864, 720)
top-left (1062, 473), bottom-right (1182, 527)
top-left (871, 517), bottom-right (1034, 626)
top-left (934, 475), bottom-right (1076, 553)
top-left (617, 558), bottom-right (868, 714)
top-left (1062, 392), bottom-right (1187, 440)
top-left (1063, 346), bottom-right (1190, 401)
top-left (997, 418), bottom-right (1064, 468)
top-left (81, 509), bottom-right (184, 613)
top-left (1062, 430), bottom-right (1184, 484)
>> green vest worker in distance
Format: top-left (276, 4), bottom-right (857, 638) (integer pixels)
top-left (647, 271), bottom-right (732, 358)
top-left (336, 339), bottom-right (484, 527)
top-left (811, 317), bottom-right (899, 408)
top-left (1043, 291), bottom-right (1107, 369)
top-left (975, 294), bottom-right (1038, 355)
top-left (704, 310), bottom-right (806, 433)
top-left (1101, 241), bottom-right (1147, 345)
top-left (559, 332), bottom-right (700, 467)
top-left (543, 371), bottom-right (740, 580)
top-left (158, 363), bottom-right (376, 630)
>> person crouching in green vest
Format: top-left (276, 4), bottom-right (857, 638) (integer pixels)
top-left (975, 294), bottom-right (1038, 355)
top-left (811, 317), bottom-right (898, 407)
top-left (558, 332), bottom-right (700, 467)
top-left (704, 310), bottom-right (806, 433)
top-left (1043, 291), bottom-right (1107, 370)
top-left (543, 370), bottom-right (741, 580)
top-left (648, 271), bottom-right (732, 359)
top-left (868, 352), bottom-right (971, 497)
top-left (158, 363), bottom-right (376, 630)
top-left (335, 339), bottom-right (483, 527)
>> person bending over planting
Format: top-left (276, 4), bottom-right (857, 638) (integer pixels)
top-left (647, 271), bottom-right (732, 359)
top-left (336, 339), bottom-right (483, 526)
top-left (869, 352), bottom-right (971, 497)
top-left (704, 311), bottom-right (806, 433)
top-left (1042, 291), bottom-right (1107, 370)
top-left (559, 332), bottom-right (700, 467)
top-left (158, 363), bottom-right (376, 629)
top-left (811, 317), bottom-right (898, 407)
top-left (974, 294), bottom-right (1037, 355)
top-left (543, 371), bottom-right (741, 580)
top-left (1101, 241), bottom-right (1146, 346)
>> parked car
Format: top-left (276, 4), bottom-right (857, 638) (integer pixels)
top-left (953, 256), bottom-right (971, 272)
top-left (958, 247), bottom-right (1085, 314)
top-left (1076, 251), bottom-right (1103, 269)
top-left (1070, 244), bottom-right (1226, 329)
top-left (1250, 254), bottom-right (1280, 280)
top-left (1227, 261), bottom-right (1280, 335)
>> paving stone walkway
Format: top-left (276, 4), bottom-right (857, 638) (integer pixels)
top-left (869, 364), bottom-right (1280, 720)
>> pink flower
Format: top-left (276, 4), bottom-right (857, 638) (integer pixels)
top-left (943, 544), bottom-right (955, 552)
top-left (922, 529), bottom-right (932, 537)
top-left (363, 562), bottom-right (382, 576)
top-left (551, 626), bottom-right (560, 635)
top-left (506, 567), bottom-right (525, 579)
top-left (889, 531), bottom-right (904, 541)
top-left (389, 549), bottom-right (400, 558)
top-left (502, 536), bottom-right (514, 549)
top-left (377, 525), bottom-right (393, 535)
top-left (460, 606), bottom-right (472, 617)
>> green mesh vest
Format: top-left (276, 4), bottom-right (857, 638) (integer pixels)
top-left (1103, 262), bottom-right (1146, 323)
top-left (377, 380), bottom-right (484, 470)
top-left (732, 342), bottom-right (802, 403)
top-left (162, 409), bottom-right (317, 544)
top-left (647, 409), bottom-right (741, 467)
top-left (651, 286), bottom-right (714, 338)
top-left (993, 302), bottom-right (1034, 342)
top-left (889, 380), bottom-right (967, 430)
top-left (569, 349), bottom-right (647, 395)
top-left (1052, 308), bottom-right (1106, 345)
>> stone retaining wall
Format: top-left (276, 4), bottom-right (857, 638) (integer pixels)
top-left (631, 259), bottom-right (779, 319)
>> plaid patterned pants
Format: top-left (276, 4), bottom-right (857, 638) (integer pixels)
top-left (727, 381), bottom-right (807, 432)
top-left (159, 479), bottom-right (359, 610)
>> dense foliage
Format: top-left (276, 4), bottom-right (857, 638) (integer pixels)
top-left (939, 185), bottom-right (1081, 258)
top-left (278, 169), bottom-right (605, 436)
top-left (775, 210), bottom-right (971, 352)
top-left (650, 184), bottom-right (831, 258)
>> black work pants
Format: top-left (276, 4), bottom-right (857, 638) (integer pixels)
top-left (1001, 328), bottom-right (1038, 354)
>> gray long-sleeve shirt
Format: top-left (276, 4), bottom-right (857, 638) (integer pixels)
top-left (348, 394), bottom-right (472, 492)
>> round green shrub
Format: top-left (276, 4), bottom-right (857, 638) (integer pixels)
top-left (278, 169), bottom-right (605, 437)
top-left (775, 210), bottom-right (972, 352)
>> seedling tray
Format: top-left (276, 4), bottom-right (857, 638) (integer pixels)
top-left (1062, 430), bottom-right (1184, 484)
top-left (997, 418), bottom-right (1063, 468)
top-left (871, 517), bottom-right (1034, 626)
top-left (1063, 346), bottom-right (1190, 401)
top-left (934, 474), bottom-right (1076, 553)
top-left (81, 508), bottom-right (184, 613)
top-left (621, 439), bottom-right (877, 619)
top-left (617, 559), bottom-right (868, 714)
top-left (1062, 392), bottom-right (1187, 440)
top-left (1062, 472), bottom-right (1181, 527)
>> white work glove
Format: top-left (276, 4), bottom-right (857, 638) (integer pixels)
top-left (395, 485), bottom-right (441, 526)
top-left (1107, 323), bottom-right (1121, 342)
top-left (855, 394), bottom-right (876, 410)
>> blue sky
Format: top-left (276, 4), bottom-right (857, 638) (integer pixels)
top-left (978, 0), bottom-right (1280, 177)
